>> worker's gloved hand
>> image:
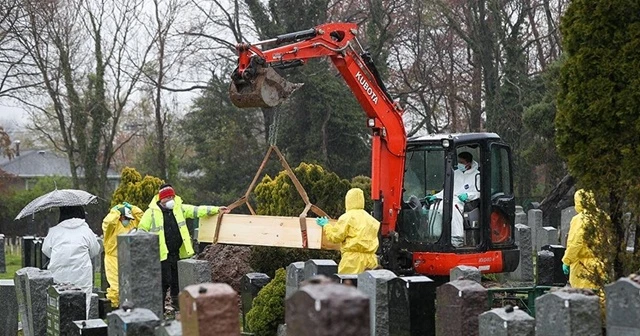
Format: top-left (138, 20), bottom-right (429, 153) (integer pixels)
top-left (458, 193), bottom-right (469, 202)
top-left (425, 195), bottom-right (437, 203)
top-left (562, 264), bottom-right (570, 275)
top-left (111, 204), bottom-right (123, 211)
top-left (316, 217), bottom-right (329, 227)
top-left (122, 202), bottom-right (133, 210)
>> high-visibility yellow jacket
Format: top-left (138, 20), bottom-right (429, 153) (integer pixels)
top-left (138, 195), bottom-right (221, 261)
top-left (324, 188), bottom-right (380, 274)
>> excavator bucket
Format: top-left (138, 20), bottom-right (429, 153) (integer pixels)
top-left (230, 67), bottom-right (303, 108)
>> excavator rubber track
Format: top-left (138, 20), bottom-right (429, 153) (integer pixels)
top-left (229, 66), bottom-right (303, 108)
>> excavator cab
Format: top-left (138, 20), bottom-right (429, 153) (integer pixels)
top-left (394, 133), bottom-right (519, 276)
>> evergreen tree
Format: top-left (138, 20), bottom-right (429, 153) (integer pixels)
top-left (556, 0), bottom-right (640, 282)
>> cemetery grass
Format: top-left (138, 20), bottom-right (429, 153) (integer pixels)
top-left (0, 253), bottom-right (21, 279)
top-left (0, 253), bottom-right (102, 287)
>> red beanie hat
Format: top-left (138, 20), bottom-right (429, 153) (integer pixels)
top-left (158, 185), bottom-right (175, 200)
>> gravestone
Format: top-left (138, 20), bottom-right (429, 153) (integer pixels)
top-left (535, 288), bottom-right (602, 336)
top-left (332, 274), bottom-right (358, 287)
top-left (388, 276), bottom-right (436, 336)
top-left (357, 269), bottom-right (396, 336)
top-left (14, 267), bottom-right (41, 336)
top-left (24, 268), bottom-right (54, 336)
top-left (536, 250), bottom-right (555, 286)
top-left (92, 238), bottom-right (103, 288)
top-left (605, 276), bottom-right (640, 335)
top-left (0, 279), bottom-right (18, 336)
top-left (117, 232), bottom-right (162, 319)
top-left (177, 259), bottom-right (211, 290)
top-left (537, 227), bottom-right (558, 251)
top-left (98, 298), bottom-right (112, 319)
top-left (541, 245), bottom-right (568, 286)
top-left (507, 224), bottom-right (533, 283)
top-left (180, 283), bottom-right (240, 336)
top-left (528, 209), bottom-right (543, 252)
top-left (241, 273), bottom-right (271, 332)
top-left (515, 206), bottom-right (527, 225)
top-left (46, 283), bottom-right (86, 336)
top-left (73, 319), bottom-right (108, 336)
top-left (435, 279), bottom-right (488, 336)
top-left (560, 207), bottom-right (576, 247)
top-left (154, 320), bottom-right (182, 336)
top-left (0, 234), bottom-right (5, 273)
top-left (285, 262), bottom-right (305, 299)
top-left (478, 305), bottom-right (535, 336)
top-left (286, 283), bottom-right (369, 336)
top-left (450, 265), bottom-right (481, 283)
top-left (89, 293), bottom-right (99, 319)
top-left (303, 259), bottom-right (338, 279)
top-left (107, 308), bottom-right (161, 335)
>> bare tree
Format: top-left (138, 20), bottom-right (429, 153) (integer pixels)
top-left (9, 0), bottom-right (151, 197)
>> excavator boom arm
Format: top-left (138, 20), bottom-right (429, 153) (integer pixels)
top-left (231, 22), bottom-right (406, 235)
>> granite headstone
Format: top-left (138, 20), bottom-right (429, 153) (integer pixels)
top-left (357, 269), bottom-right (396, 336)
top-left (478, 306), bottom-right (535, 336)
top-left (0, 279), bottom-right (18, 336)
top-left (180, 283), bottom-right (240, 336)
top-left (604, 276), bottom-right (640, 335)
top-left (285, 262), bottom-right (305, 299)
top-left (435, 279), bottom-right (489, 336)
top-left (286, 283), bottom-right (369, 336)
top-left (388, 276), bottom-right (437, 336)
top-left (535, 288), bottom-right (602, 336)
top-left (117, 232), bottom-right (162, 319)
top-left (107, 308), bottom-right (161, 336)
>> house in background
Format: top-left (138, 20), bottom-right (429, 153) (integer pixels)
top-left (0, 148), bottom-right (121, 191)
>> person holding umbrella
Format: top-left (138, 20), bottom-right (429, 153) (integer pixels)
top-left (102, 202), bottom-right (143, 308)
top-left (42, 205), bottom-right (101, 318)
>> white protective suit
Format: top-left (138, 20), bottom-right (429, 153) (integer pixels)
top-left (42, 218), bottom-right (101, 318)
top-left (430, 161), bottom-right (480, 246)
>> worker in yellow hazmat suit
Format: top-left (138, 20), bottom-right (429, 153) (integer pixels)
top-left (316, 188), bottom-right (380, 274)
top-left (562, 189), bottom-right (603, 289)
top-left (102, 202), bottom-right (143, 307)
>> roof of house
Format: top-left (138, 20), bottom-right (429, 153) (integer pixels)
top-left (0, 149), bottom-right (120, 179)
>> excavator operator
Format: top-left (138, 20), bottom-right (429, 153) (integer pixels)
top-left (427, 151), bottom-right (480, 247)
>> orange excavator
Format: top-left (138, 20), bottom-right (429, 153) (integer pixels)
top-left (228, 22), bottom-right (519, 276)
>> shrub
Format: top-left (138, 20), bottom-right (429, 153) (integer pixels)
top-left (246, 268), bottom-right (286, 336)
top-left (110, 167), bottom-right (164, 210)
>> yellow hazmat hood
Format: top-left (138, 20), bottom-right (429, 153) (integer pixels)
top-left (345, 188), bottom-right (365, 211)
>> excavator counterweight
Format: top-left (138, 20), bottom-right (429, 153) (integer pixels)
top-left (229, 64), bottom-right (303, 108)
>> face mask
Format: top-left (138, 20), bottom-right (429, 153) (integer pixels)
top-left (457, 163), bottom-right (467, 172)
top-left (122, 219), bottom-right (131, 227)
top-left (164, 200), bottom-right (175, 210)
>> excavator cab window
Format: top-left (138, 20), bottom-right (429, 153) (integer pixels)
top-left (401, 145), bottom-right (445, 244)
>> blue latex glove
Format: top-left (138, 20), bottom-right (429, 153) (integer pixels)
top-left (316, 217), bottom-right (329, 227)
top-left (426, 195), bottom-right (437, 202)
top-left (123, 202), bottom-right (133, 210)
top-left (562, 264), bottom-right (570, 275)
top-left (458, 193), bottom-right (469, 202)
top-left (111, 204), bottom-right (123, 211)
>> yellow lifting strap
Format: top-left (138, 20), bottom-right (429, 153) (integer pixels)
top-left (214, 145), bottom-right (329, 249)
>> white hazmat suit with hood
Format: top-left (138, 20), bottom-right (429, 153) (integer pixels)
top-left (430, 160), bottom-right (480, 246)
top-left (43, 206), bottom-right (100, 318)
